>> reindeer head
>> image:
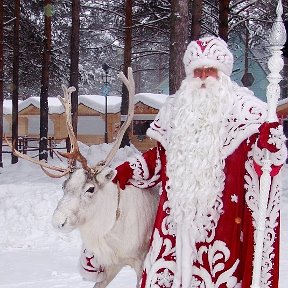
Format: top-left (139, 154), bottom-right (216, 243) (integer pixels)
top-left (52, 167), bottom-right (117, 233)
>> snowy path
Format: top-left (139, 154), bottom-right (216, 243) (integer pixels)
top-left (0, 248), bottom-right (136, 288)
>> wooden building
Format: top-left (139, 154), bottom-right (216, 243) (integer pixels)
top-left (132, 93), bottom-right (168, 151)
top-left (3, 93), bottom-right (169, 152)
top-left (3, 95), bottom-right (121, 145)
top-left (277, 98), bottom-right (288, 122)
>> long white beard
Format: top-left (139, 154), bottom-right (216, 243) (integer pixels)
top-left (166, 73), bottom-right (235, 240)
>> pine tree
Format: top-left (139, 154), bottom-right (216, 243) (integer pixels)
top-left (12, 0), bottom-right (20, 164)
top-left (169, 0), bottom-right (189, 94)
top-left (70, 0), bottom-right (80, 137)
top-left (0, 0), bottom-right (4, 167)
top-left (39, 0), bottom-right (52, 161)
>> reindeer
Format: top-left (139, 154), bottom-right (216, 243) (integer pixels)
top-left (5, 68), bottom-right (159, 288)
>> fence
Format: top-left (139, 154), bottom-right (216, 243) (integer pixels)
top-left (2, 136), bottom-right (69, 159)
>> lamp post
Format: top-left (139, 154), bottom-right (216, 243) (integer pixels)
top-left (101, 63), bottom-right (111, 143)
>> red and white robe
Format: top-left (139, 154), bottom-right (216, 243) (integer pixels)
top-left (114, 91), bottom-right (286, 288)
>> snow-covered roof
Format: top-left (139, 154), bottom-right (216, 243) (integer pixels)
top-left (18, 97), bottom-right (64, 114)
top-left (278, 97), bottom-right (288, 106)
top-left (4, 95), bottom-right (121, 115)
top-left (134, 93), bottom-right (169, 110)
top-left (3, 93), bottom-right (169, 115)
top-left (79, 95), bottom-right (121, 114)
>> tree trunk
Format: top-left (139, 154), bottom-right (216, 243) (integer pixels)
top-left (219, 0), bottom-right (230, 41)
top-left (134, 60), bottom-right (141, 94)
top-left (282, 55), bottom-right (288, 99)
top-left (158, 53), bottom-right (163, 90)
top-left (70, 0), bottom-right (80, 137)
top-left (191, 0), bottom-right (203, 40)
top-left (282, 21), bottom-right (288, 99)
top-left (12, 0), bottom-right (20, 164)
top-left (169, 0), bottom-right (189, 94)
top-left (0, 0), bottom-right (3, 167)
top-left (39, 0), bottom-right (52, 161)
top-left (120, 0), bottom-right (132, 147)
top-left (242, 24), bottom-right (249, 87)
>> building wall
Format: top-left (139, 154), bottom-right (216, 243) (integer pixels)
top-left (131, 101), bottom-right (158, 151)
top-left (277, 102), bottom-right (288, 121)
top-left (78, 116), bottom-right (105, 135)
top-left (3, 117), bottom-right (9, 133)
top-left (4, 101), bottom-right (160, 152)
top-left (4, 105), bottom-right (121, 146)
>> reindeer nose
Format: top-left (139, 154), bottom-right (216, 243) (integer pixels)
top-left (60, 218), bottom-right (68, 228)
top-left (52, 211), bottom-right (68, 230)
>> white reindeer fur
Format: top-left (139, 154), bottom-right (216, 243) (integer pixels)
top-left (52, 167), bottom-right (158, 288)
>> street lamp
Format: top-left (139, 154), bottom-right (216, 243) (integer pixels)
top-left (101, 63), bottom-right (111, 143)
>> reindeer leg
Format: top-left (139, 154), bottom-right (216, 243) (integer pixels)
top-left (93, 264), bottom-right (123, 288)
top-left (131, 260), bottom-right (144, 288)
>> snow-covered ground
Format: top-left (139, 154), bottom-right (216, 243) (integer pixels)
top-left (0, 143), bottom-right (287, 288)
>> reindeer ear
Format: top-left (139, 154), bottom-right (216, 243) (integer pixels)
top-left (105, 169), bottom-right (117, 181)
top-left (96, 168), bottom-right (117, 185)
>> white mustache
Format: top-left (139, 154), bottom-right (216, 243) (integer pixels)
top-left (191, 76), bottom-right (220, 90)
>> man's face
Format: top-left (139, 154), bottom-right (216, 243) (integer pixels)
top-left (193, 67), bottom-right (219, 83)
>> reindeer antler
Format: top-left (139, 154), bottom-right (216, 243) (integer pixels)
top-left (93, 67), bottom-right (135, 174)
top-left (59, 68), bottom-right (135, 175)
top-left (57, 85), bottom-right (90, 172)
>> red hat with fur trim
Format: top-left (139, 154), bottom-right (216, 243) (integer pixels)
top-left (183, 36), bottom-right (234, 76)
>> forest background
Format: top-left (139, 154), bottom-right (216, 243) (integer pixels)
top-left (0, 0), bottom-right (288, 162)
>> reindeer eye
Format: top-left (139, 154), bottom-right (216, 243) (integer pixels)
top-left (86, 187), bottom-right (95, 193)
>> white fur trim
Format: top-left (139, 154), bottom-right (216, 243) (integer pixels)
top-left (146, 95), bottom-right (174, 149)
top-left (129, 150), bottom-right (161, 188)
top-left (78, 248), bottom-right (105, 283)
top-left (147, 83), bottom-right (267, 158)
top-left (221, 84), bottom-right (267, 157)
